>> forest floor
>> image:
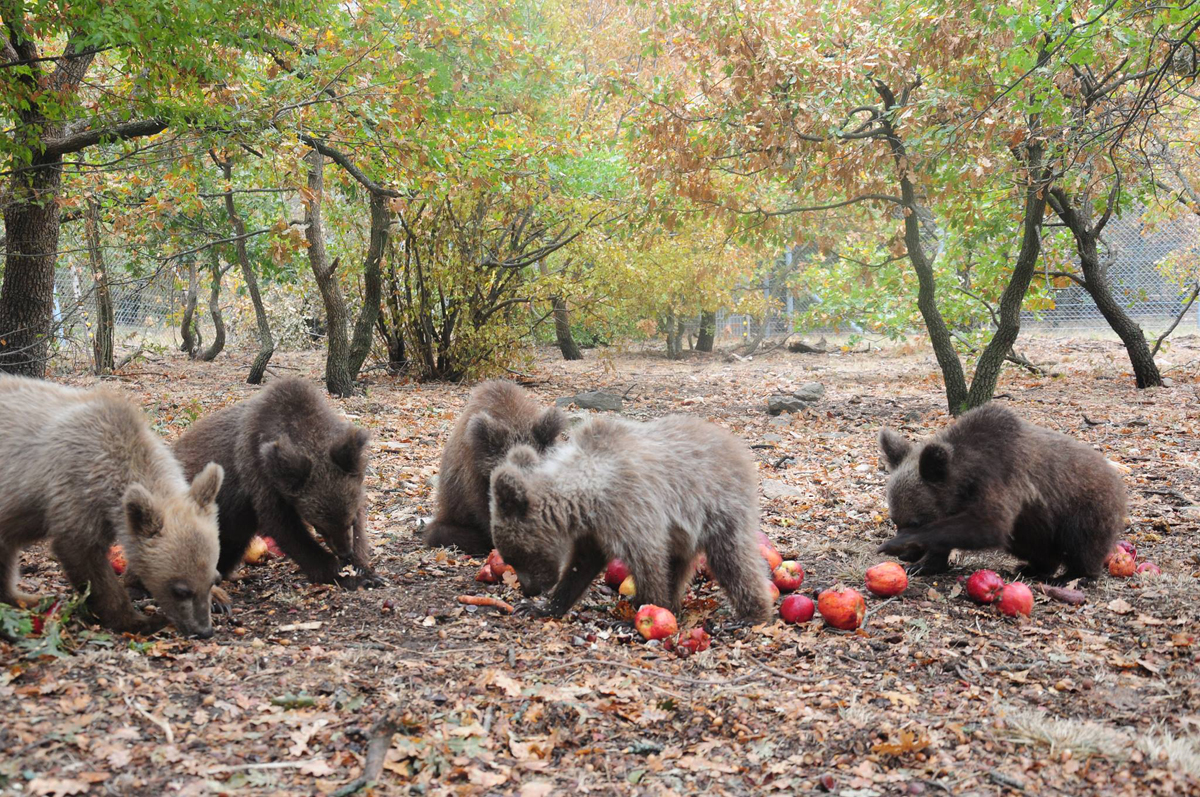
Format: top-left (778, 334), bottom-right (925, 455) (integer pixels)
top-left (3, 335), bottom-right (1200, 797)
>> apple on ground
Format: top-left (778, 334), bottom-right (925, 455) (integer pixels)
top-left (619, 575), bottom-right (637, 597)
top-left (1107, 549), bottom-right (1136, 577)
top-left (996, 582), bottom-right (1033, 617)
top-left (692, 553), bottom-right (711, 580)
top-left (605, 559), bottom-right (631, 588)
top-left (243, 536), bottom-right (270, 565)
top-left (475, 562), bottom-right (498, 583)
top-left (818, 588), bottom-right (866, 631)
top-left (261, 536), bottom-right (284, 558)
top-left (766, 581), bottom-right (781, 602)
top-left (677, 627), bottom-right (711, 654)
top-left (635, 605), bottom-right (678, 641)
top-left (779, 593), bottom-right (815, 624)
top-left (772, 560), bottom-right (804, 592)
top-left (108, 544), bottom-right (128, 575)
top-left (1116, 540), bottom-right (1137, 559)
top-left (486, 549), bottom-right (513, 578)
top-left (965, 569), bottom-right (1005, 604)
top-left (864, 562), bottom-right (908, 597)
top-left (1136, 561), bottom-right (1161, 576)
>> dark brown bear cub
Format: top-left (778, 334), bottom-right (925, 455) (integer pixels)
top-left (423, 380), bottom-right (565, 555)
top-left (174, 377), bottom-right (376, 592)
top-left (877, 403), bottom-right (1126, 581)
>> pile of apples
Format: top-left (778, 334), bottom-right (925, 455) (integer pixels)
top-left (1104, 540), bottom-right (1159, 578)
top-left (964, 569), bottom-right (1033, 617)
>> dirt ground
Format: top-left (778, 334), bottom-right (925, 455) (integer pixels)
top-left (3, 335), bottom-right (1200, 796)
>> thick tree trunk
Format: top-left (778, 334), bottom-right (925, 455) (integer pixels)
top-left (197, 248), bottom-right (227, 362)
top-left (214, 155), bottom-right (274, 383)
top-left (348, 192), bottom-right (390, 379)
top-left (665, 310), bottom-right (685, 359)
top-left (378, 240), bottom-right (407, 372)
top-left (304, 151), bottom-right (355, 397)
top-left (180, 258), bottom-right (202, 357)
top-left (0, 162), bottom-right (63, 376)
top-left (83, 198), bottom-right (114, 374)
top-left (696, 309), bottom-right (716, 352)
top-left (1049, 188), bottom-right (1162, 388)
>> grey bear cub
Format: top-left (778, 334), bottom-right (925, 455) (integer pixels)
top-left (423, 380), bottom-right (565, 555)
top-left (174, 377), bottom-right (376, 592)
top-left (877, 403), bottom-right (1127, 581)
top-left (490, 414), bottom-right (772, 622)
top-left (0, 375), bottom-right (224, 637)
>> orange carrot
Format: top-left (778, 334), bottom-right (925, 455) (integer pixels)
top-left (457, 595), bottom-right (515, 614)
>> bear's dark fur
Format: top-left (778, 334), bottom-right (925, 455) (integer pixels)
top-left (174, 377), bottom-right (375, 591)
top-left (422, 380), bottom-right (565, 555)
top-left (489, 415), bottom-right (772, 622)
top-left (877, 403), bottom-right (1127, 581)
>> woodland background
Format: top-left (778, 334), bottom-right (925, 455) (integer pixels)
top-left (1, 1), bottom-right (1200, 795)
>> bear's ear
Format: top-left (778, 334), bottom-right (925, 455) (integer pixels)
top-left (918, 441), bottom-right (953, 483)
top-left (124, 484), bottom-right (163, 538)
top-left (878, 429), bottom-right (912, 471)
top-left (261, 435), bottom-right (313, 491)
top-left (189, 462), bottom-right (225, 507)
top-left (506, 444), bottom-right (539, 469)
top-left (531, 407), bottom-right (566, 450)
top-left (468, 412), bottom-right (508, 458)
top-left (331, 426), bottom-right (370, 475)
top-left (492, 468), bottom-right (530, 519)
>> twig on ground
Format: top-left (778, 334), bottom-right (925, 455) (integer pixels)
top-left (124, 694), bottom-right (174, 745)
top-left (332, 714), bottom-right (401, 797)
top-left (207, 759), bottom-right (329, 774)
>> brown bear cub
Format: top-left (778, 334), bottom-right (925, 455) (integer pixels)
top-left (174, 377), bottom-right (376, 592)
top-left (423, 380), bottom-right (565, 555)
top-left (0, 376), bottom-right (224, 637)
top-left (877, 403), bottom-right (1127, 581)
top-left (489, 415), bottom-right (772, 622)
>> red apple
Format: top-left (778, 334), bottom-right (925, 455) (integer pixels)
top-left (766, 581), bottom-right (781, 602)
top-left (818, 588), bottom-right (866, 631)
top-left (693, 553), bottom-right (712, 581)
top-left (635, 605), bottom-right (678, 641)
top-left (772, 560), bottom-right (805, 592)
top-left (779, 594), bottom-right (815, 624)
top-left (605, 559), bottom-right (631, 588)
top-left (864, 562), bottom-right (908, 598)
top-left (760, 544), bottom-right (783, 572)
top-left (261, 536), bottom-right (284, 558)
top-left (1136, 561), bottom-right (1161, 577)
top-left (475, 562), bottom-right (498, 583)
top-left (1116, 540), bottom-right (1137, 559)
top-left (996, 582), bottom-right (1033, 617)
top-left (1108, 549), bottom-right (1136, 577)
top-left (486, 549), bottom-right (513, 578)
top-left (108, 544), bottom-right (128, 575)
top-left (619, 575), bottom-right (636, 597)
top-left (677, 627), bottom-right (711, 654)
top-left (965, 569), bottom-right (1005, 604)
top-left (243, 536), bottom-right (270, 565)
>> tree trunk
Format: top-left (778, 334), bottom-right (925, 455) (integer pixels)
top-left (1049, 187), bottom-right (1162, 388)
top-left (0, 162), bottom-right (63, 376)
top-left (965, 148), bottom-right (1049, 408)
top-left (304, 150), bottom-right (355, 397)
top-left (214, 154), bottom-right (274, 383)
top-left (197, 248), bottom-right (227, 362)
top-left (180, 258), bottom-right (202, 357)
top-left (378, 237), bottom-right (407, 372)
top-left (83, 198), bottom-right (114, 374)
top-left (696, 309), bottom-right (716, 352)
top-left (347, 191), bottom-right (390, 379)
top-left (538, 260), bottom-right (582, 360)
top-left (665, 309), bottom-right (685, 359)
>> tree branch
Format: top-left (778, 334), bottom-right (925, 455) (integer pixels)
top-left (42, 117), bottom-right (167, 156)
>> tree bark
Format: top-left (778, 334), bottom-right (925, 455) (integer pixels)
top-left (348, 191), bottom-right (390, 379)
top-left (197, 248), bottom-right (227, 362)
top-left (665, 309), bottom-right (685, 359)
top-left (83, 198), bottom-right (114, 374)
top-left (538, 260), bottom-right (582, 360)
top-left (180, 258), bottom-right (202, 357)
top-left (214, 154), bottom-right (274, 383)
top-left (696, 309), bottom-right (716, 352)
top-left (304, 150), bottom-right (355, 397)
top-left (377, 235), bottom-right (407, 372)
top-left (964, 146), bottom-right (1049, 408)
top-left (1048, 187), bottom-right (1162, 388)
